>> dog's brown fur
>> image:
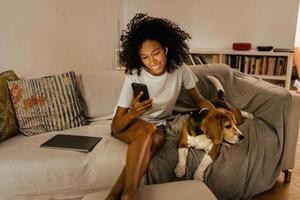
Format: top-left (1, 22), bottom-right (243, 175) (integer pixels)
top-left (175, 90), bottom-right (245, 180)
top-left (178, 107), bottom-right (241, 160)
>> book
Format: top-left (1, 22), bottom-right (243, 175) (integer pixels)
top-left (212, 55), bottom-right (219, 64)
top-left (191, 54), bottom-right (201, 65)
top-left (237, 56), bottom-right (242, 71)
top-left (184, 55), bottom-right (193, 65)
top-left (230, 55), bottom-right (237, 69)
top-left (261, 57), bottom-right (268, 75)
top-left (199, 55), bottom-right (208, 64)
top-left (267, 57), bottom-right (277, 76)
top-left (250, 57), bottom-right (256, 74)
top-left (244, 56), bottom-right (250, 74)
top-left (188, 54), bottom-right (195, 65)
top-left (193, 55), bottom-right (203, 65)
top-left (275, 57), bottom-right (285, 76)
top-left (239, 56), bottom-right (245, 72)
top-left (282, 58), bottom-right (287, 75)
top-left (255, 57), bottom-right (262, 75)
top-left (227, 55), bottom-right (231, 66)
top-left (40, 134), bottom-right (102, 153)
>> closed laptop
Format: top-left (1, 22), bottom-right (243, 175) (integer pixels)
top-left (40, 134), bottom-right (102, 153)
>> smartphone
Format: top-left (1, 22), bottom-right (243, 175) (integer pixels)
top-left (131, 83), bottom-right (150, 102)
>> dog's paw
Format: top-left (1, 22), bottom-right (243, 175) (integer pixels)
top-left (241, 110), bottom-right (254, 119)
top-left (193, 169), bottom-right (205, 181)
top-left (187, 135), bottom-right (193, 147)
top-left (174, 163), bottom-right (186, 178)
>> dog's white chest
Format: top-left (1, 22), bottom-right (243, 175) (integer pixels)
top-left (188, 134), bottom-right (213, 152)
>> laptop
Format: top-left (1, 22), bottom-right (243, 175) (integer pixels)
top-left (40, 134), bottom-right (102, 153)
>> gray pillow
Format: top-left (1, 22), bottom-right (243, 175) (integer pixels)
top-left (0, 70), bottom-right (19, 141)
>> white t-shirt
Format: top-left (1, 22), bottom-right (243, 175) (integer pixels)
top-left (117, 64), bottom-right (198, 126)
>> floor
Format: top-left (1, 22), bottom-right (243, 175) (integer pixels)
top-left (252, 125), bottom-right (300, 200)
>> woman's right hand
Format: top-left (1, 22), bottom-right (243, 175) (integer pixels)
top-left (130, 91), bottom-right (153, 117)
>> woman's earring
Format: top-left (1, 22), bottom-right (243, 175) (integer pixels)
top-left (165, 47), bottom-right (168, 55)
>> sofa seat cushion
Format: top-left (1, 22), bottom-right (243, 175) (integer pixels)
top-left (82, 180), bottom-right (216, 200)
top-left (0, 120), bottom-right (127, 199)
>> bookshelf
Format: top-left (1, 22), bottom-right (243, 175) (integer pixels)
top-left (187, 48), bottom-right (293, 89)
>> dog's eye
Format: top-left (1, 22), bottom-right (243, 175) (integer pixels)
top-left (225, 124), bottom-right (232, 129)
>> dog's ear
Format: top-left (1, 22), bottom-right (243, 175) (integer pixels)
top-left (225, 110), bottom-right (237, 124)
top-left (201, 114), bottom-right (224, 144)
top-left (209, 144), bottom-right (221, 161)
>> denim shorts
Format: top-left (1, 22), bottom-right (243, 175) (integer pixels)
top-left (111, 124), bottom-right (168, 136)
top-left (156, 125), bottom-right (167, 134)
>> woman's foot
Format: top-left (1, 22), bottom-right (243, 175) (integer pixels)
top-left (294, 79), bottom-right (300, 93)
top-left (121, 189), bottom-right (139, 200)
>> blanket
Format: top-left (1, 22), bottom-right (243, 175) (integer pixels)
top-left (145, 64), bottom-right (292, 200)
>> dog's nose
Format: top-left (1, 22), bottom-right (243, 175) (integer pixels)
top-left (238, 134), bottom-right (244, 140)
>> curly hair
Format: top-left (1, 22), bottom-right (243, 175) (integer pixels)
top-left (119, 13), bottom-right (191, 75)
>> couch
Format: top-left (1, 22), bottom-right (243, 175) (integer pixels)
top-left (0, 64), bottom-right (299, 199)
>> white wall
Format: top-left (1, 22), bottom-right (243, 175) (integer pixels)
top-left (124, 0), bottom-right (299, 49)
top-left (0, 0), bottom-right (119, 78)
top-left (0, 0), bottom-right (299, 77)
top-left (295, 1), bottom-right (300, 47)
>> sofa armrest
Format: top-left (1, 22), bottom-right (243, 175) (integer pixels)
top-left (232, 71), bottom-right (298, 170)
top-left (181, 64), bottom-right (297, 170)
top-left (188, 64), bottom-right (292, 123)
top-left (282, 91), bottom-right (300, 170)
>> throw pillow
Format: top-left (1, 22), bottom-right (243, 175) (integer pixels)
top-left (0, 70), bottom-right (20, 141)
top-left (7, 71), bottom-right (86, 136)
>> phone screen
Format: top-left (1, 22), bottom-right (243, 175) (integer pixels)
top-left (131, 83), bottom-right (150, 102)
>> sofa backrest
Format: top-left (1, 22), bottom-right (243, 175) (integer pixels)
top-left (76, 65), bottom-right (227, 121)
top-left (76, 64), bottom-right (232, 121)
top-left (77, 70), bottom-right (125, 121)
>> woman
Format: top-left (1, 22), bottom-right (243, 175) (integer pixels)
top-left (106, 13), bottom-right (214, 200)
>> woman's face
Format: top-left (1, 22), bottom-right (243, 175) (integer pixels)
top-left (139, 39), bottom-right (167, 76)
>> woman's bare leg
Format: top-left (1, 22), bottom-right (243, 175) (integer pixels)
top-left (105, 119), bottom-right (164, 200)
top-left (105, 167), bottom-right (126, 200)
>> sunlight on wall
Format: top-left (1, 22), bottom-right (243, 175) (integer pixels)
top-left (295, 2), bottom-right (300, 47)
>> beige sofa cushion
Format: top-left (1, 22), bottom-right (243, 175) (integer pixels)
top-left (82, 180), bottom-right (216, 200)
top-left (0, 120), bottom-right (127, 199)
top-left (77, 70), bottom-right (125, 121)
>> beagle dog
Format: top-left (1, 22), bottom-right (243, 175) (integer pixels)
top-left (174, 76), bottom-right (251, 181)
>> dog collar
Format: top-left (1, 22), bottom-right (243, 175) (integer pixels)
top-left (224, 140), bottom-right (234, 145)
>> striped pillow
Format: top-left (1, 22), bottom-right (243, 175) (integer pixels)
top-left (7, 71), bottom-right (86, 136)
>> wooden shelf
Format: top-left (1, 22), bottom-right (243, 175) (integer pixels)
top-left (187, 48), bottom-right (293, 89)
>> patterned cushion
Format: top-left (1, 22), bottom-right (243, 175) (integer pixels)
top-left (0, 70), bottom-right (19, 141)
top-left (7, 71), bottom-right (86, 136)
